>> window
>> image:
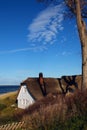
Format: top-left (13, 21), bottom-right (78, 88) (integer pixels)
top-left (22, 99), bottom-right (25, 105)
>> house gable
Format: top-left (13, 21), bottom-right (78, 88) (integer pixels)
top-left (17, 85), bottom-right (35, 109)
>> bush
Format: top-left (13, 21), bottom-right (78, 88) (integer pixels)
top-left (23, 104), bottom-right (65, 130)
top-left (64, 115), bottom-right (87, 130)
top-left (22, 90), bottom-right (87, 130)
top-left (23, 94), bottom-right (67, 130)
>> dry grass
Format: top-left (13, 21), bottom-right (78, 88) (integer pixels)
top-left (0, 91), bottom-right (19, 125)
top-left (23, 95), bottom-right (67, 130)
top-left (0, 91), bottom-right (18, 99)
top-left (22, 90), bottom-right (87, 130)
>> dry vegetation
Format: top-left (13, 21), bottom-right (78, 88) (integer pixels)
top-left (0, 91), bottom-right (22, 125)
top-left (0, 91), bottom-right (17, 99)
top-left (21, 90), bottom-right (87, 130)
top-left (0, 84), bottom-right (87, 130)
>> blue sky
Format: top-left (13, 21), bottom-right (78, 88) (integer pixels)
top-left (0, 0), bottom-right (82, 85)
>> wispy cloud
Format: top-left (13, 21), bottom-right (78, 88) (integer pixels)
top-left (56, 50), bottom-right (81, 57)
top-left (0, 46), bottom-right (47, 54)
top-left (28, 2), bottom-right (65, 47)
top-left (62, 51), bottom-right (72, 56)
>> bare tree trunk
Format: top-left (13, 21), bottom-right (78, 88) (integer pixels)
top-left (82, 35), bottom-right (87, 90)
top-left (75, 0), bottom-right (87, 90)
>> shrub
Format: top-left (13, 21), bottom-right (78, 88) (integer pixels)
top-left (23, 94), bottom-right (67, 130)
top-left (22, 90), bottom-right (87, 130)
top-left (23, 104), bottom-right (66, 130)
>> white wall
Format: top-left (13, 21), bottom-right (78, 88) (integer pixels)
top-left (17, 85), bottom-right (35, 109)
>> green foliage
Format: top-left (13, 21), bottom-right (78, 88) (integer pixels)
top-left (64, 115), bottom-right (87, 130)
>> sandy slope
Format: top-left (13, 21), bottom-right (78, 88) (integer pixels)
top-left (0, 91), bottom-right (18, 99)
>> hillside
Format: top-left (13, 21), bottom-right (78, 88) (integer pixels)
top-left (0, 75), bottom-right (83, 128)
top-left (0, 91), bottom-right (21, 125)
top-left (0, 91), bottom-right (17, 99)
top-left (22, 90), bottom-right (87, 130)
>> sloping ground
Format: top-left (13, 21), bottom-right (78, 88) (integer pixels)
top-left (0, 91), bottom-right (19, 125)
top-left (0, 91), bottom-right (18, 99)
top-left (0, 75), bottom-right (82, 127)
top-left (21, 75), bottom-right (82, 100)
top-left (22, 89), bottom-right (87, 130)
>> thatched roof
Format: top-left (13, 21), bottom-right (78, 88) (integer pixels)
top-left (20, 75), bottom-right (82, 100)
top-left (21, 78), bottom-right (62, 100)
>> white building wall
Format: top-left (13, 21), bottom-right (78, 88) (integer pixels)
top-left (17, 85), bottom-right (35, 109)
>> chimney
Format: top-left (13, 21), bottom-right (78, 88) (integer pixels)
top-left (39, 72), bottom-right (46, 96)
top-left (39, 72), bottom-right (43, 78)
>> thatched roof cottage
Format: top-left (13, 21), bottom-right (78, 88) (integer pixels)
top-left (17, 73), bottom-right (82, 109)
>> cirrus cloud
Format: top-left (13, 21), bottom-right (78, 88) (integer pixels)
top-left (0, 46), bottom-right (47, 54)
top-left (28, 2), bottom-right (65, 47)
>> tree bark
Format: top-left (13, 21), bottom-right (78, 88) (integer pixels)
top-left (75, 0), bottom-right (87, 90)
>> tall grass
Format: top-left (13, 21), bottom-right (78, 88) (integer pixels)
top-left (22, 90), bottom-right (87, 130)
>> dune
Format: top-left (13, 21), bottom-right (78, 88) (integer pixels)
top-left (0, 91), bottom-right (18, 99)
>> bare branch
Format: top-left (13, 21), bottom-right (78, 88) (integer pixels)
top-left (37, 0), bottom-right (87, 18)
